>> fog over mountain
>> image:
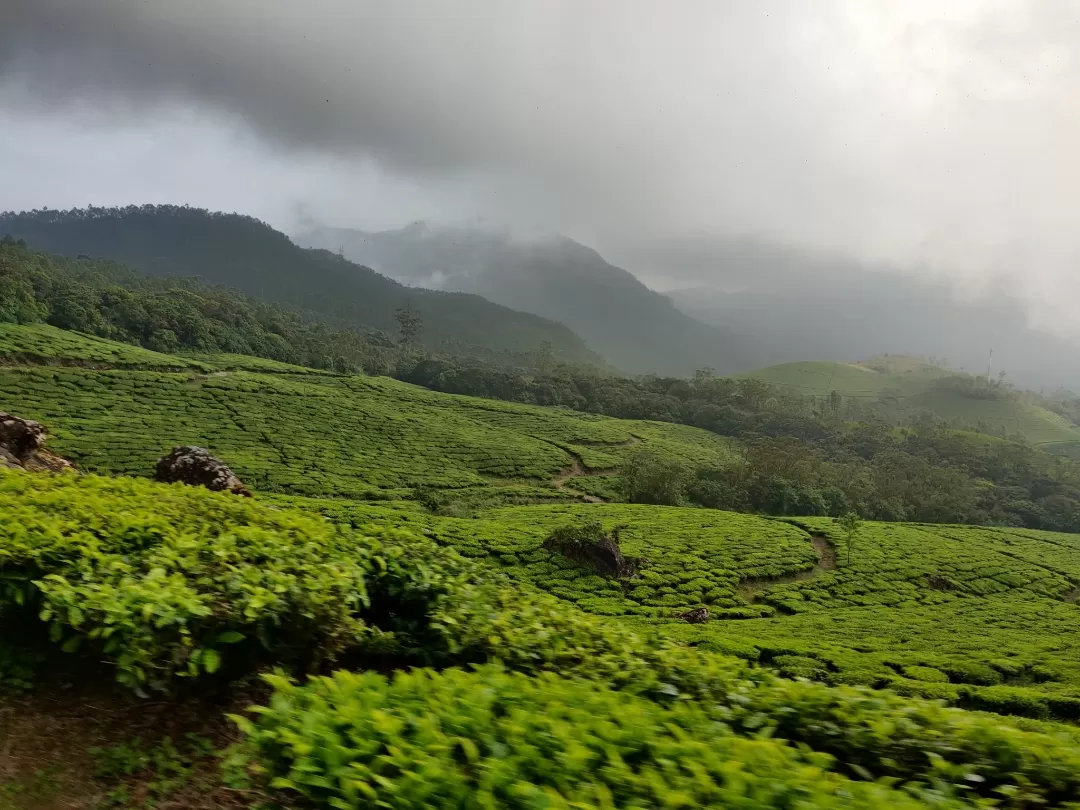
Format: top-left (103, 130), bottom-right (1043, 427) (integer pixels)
top-left (3, 1), bottom-right (1080, 383)
top-left (297, 223), bottom-right (749, 375)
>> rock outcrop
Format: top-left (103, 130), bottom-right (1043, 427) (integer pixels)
top-left (679, 607), bottom-right (709, 624)
top-left (542, 522), bottom-right (643, 579)
top-left (0, 412), bottom-right (75, 473)
top-left (154, 445), bottom-right (251, 496)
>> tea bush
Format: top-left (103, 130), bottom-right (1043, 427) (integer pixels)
top-left (0, 469), bottom-right (473, 690)
top-left (231, 665), bottom-right (964, 810)
top-left (7, 471), bottom-right (1080, 803)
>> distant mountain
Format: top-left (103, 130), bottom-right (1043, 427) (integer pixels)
top-left (296, 223), bottom-right (748, 376)
top-left (0, 206), bottom-right (603, 365)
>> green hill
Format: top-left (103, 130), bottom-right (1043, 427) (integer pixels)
top-left (744, 357), bottom-right (1080, 447)
top-left (741, 357), bottom-right (953, 398)
top-left (0, 206), bottom-right (604, 365)
top-left (0, 324), bottom-right (733, 502)
top-left (8, 325), bottom-right (1080, 807)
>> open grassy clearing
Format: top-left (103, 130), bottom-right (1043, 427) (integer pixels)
top-left (740, 358), bottom-right (952, 399)
top-left (909, 388), bottom-right (1080, 445)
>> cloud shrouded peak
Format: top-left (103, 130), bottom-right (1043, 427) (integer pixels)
top-left (2, 0), bottom-right (1080, 337)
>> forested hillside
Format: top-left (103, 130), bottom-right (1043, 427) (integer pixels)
top-left (298, 222), bottom-right (748, 375)
top-left (0, 206), bottom-right (603, 365)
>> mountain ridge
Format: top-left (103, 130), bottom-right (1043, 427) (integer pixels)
top-left (0, 206), bottom-right (605, 366)
top-left (297, 222), bottom-right (749, 376)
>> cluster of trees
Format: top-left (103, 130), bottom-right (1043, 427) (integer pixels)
top-left (620, 427), bottom-right (1080, 532)
top-left (410, 357), bottom-right (1080, 532)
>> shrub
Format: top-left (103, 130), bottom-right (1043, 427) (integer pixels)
top-left (620, 448), bottom-right (689, 505)
top-left (902, 665), bottom-right (950, 683)
top-left (0, 469), bottom-right (471, 690)
top-left (231, 665), bottom-right (958, 810)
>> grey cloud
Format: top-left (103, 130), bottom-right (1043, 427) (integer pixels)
top-left (3, 0), bottom-right (1080, 337)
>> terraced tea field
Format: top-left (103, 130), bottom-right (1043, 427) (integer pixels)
top-left (0, 326), bottom-right (733, 499)
top-left (7, 324), bottom-right (1080, 721)
top-left (0, 322), bottom-right (207, 369)
top-left (267, 494), bottom-right (1080, 718)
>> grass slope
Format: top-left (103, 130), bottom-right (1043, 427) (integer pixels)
top-left (741, 358), bottom-right (950, 398)
top-left (744, 356), bottom-right (1080, 446)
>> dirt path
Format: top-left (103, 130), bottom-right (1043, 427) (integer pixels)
top-left (553, 453), bottom-right (607, 503)
top-left (541, 436), bottom-right (636, 505)
top-left (737, 533), bottom-right (836, 603)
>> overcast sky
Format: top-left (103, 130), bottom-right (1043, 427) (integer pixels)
top-left (2, 1), bottom-right (1079, 332)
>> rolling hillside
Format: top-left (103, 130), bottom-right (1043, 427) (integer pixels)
top-left (0, 323), bottom-right (733, 502)
top-left (740, 357), bottom-right (953, 398)
top-left (9, 322), bottom-right (1080, 807)
top-left (0, 206), bottom-right (604, 365)
top-left (743, 356), bottom-right (1080, 446)
top-left (1, 323), bottom-right (1080, 720)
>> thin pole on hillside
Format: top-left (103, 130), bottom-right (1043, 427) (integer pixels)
top-left (986, 349), bottom-right (993, 383)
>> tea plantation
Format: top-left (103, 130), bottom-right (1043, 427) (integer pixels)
top-left (7, 470), bottom-right (1080, 809)
top-left (0, 326), bottom-right (733, 499)
top-left (0, 322), bottom-right (208, 370)
top-left (274, 495), bottom-right (1080, 719)
top-left (8, 325), bottom-right (1080, 807)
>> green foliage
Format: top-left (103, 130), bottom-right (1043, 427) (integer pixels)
top-left (837, 511), bottom-right (862, 565)
top-left (0, 768), bottom-right (60, 810)
top-left (408, 356), bottom-right (1080, 532)
top-left (0, 354), bottom-right (730, 498)
top-left (0, 322), bottom-right (209, 370)
top-left (6, 471), bottom-right (1080, 805)
top-left (620, 447), bottom-right (689, 505)
top-left (231, 665), bottom-right (960, 810)
top-left (0, 641), bottom-right (42, 691)
top-left (90, 734), bottom-right (215, 809)
top-left (0, 469), bottom-right (457, 689)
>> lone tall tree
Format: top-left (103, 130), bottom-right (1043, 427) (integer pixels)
top-left (394, 301), bottom-right (423, 345)
top-left (836, 512), bottom-right (862, 566)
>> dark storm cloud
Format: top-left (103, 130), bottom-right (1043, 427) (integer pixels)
top-left (3, 0), bottom-right (1080, 334)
